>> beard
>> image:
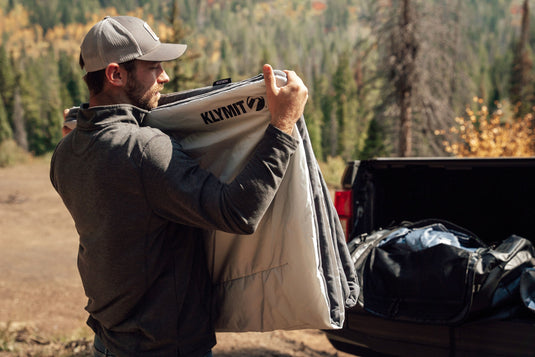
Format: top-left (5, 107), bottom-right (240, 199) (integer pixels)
top-left (124, 73), bottom-right (162, 111)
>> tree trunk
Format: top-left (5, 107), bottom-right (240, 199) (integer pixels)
top-left (510, 0), bottom-right (532, 117)
top-left (399, 89), bottom-right (412, 157)
top-left (12, 88), bottom-right (28, 151)
top-left (398, 0), bottom-right (416, 157)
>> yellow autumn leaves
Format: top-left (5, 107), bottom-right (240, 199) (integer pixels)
top-left (436, 97), bottom-right (535, 157)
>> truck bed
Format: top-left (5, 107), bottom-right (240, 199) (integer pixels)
top-left (327, 157), bottom-right (535, 356)
top-left (328, 305), bottom-right (535, 357)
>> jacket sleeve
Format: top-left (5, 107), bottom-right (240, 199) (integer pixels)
top-left (141, 124), bottom-right (298, 234)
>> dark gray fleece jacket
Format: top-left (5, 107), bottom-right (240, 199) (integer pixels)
top-left (50, 103), bottom-right (297, 357)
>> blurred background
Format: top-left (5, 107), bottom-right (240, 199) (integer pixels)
top-left (1, 0), bottom-right (534, 185)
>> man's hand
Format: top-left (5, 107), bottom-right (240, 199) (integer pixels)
top-left (263, 64), bottom-right (308, 135)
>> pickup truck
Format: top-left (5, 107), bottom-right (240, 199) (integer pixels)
top-left (325, 157), bottom-right (535, 357)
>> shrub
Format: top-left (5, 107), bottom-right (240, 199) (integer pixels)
top-left (0, 139), bottom-right (31, 167)
top-left (318, 155), bottom-right (347, 190)
top-left (437, 98), bottom-right (535, 157)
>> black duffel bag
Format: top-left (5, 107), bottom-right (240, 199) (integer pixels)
top-left (350, 219), bottom-right (535, 325)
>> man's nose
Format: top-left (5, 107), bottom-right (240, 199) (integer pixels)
top-left (158, 70), bottom-right (170, 84)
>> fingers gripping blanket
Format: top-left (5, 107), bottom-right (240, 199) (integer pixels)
top-left (149, 70), bottom-right (358, 332)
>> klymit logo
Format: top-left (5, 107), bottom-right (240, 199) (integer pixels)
top-left (200, 96), bottom-right (266, 125)
top-left (246, 96), bottom-right (265, 112)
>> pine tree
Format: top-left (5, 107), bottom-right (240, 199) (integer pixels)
top-left (510, 0), bottom-right (533, 118)
top-left (362, 0), bottom-right (472, 157)
top-left (58, 51), bottom-right (87, 107)
top-left (360, 118), bottom-right (389, 160)
top-left (333, 52), bottom-right (358, 160)
top-left (0, 99), bottom-right (12, 143)
top-left (0, 45), bottom-right (15, 123)
top-left (395, 0), bottom-right (417, 157)
top-left (20, 51), bottom-right (62, 155)
top-left (166, 0), bottom-right (200, 92)
top-left (303, 96), bottom-right (324, 160)
top-left (12, 87), bottom-right (28, 151)
top-left (315, 72), bottom-right (336, 159)
top-left (26, 0), bottom-right (60, 33)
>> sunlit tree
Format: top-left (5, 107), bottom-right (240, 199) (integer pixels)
top-left (438, 98), bottom-right (535, 157)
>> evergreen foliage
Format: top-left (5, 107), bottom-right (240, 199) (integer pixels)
top-left (0, 0), bottom-right (533, 162)
top-left (0, 45), bottom-right (15, 124)
top-left (0, 99), bottom-right (12, 143)
top-left (360, 118), bottom-right (389, 160)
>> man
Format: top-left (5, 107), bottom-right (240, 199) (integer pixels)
top-left (50, 16), bottom-right (308, 357)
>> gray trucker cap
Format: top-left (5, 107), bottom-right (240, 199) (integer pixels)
top-left (80, 16), bottom-right (187, 72)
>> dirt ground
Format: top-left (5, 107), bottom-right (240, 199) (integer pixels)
top-left (0, 159), bottom-right (356, 357)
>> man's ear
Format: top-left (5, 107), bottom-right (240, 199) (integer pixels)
top-left (105, 63), bottom-right (126, 87)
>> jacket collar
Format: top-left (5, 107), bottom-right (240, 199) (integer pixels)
top-left (76, 103), bottom-right (150, 130)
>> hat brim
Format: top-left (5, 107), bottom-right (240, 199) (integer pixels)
top-left (138, 43), bottom-right (187, 62)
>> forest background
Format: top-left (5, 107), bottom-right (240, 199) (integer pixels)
top-left (0, 0), bottom-right (534, 185)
